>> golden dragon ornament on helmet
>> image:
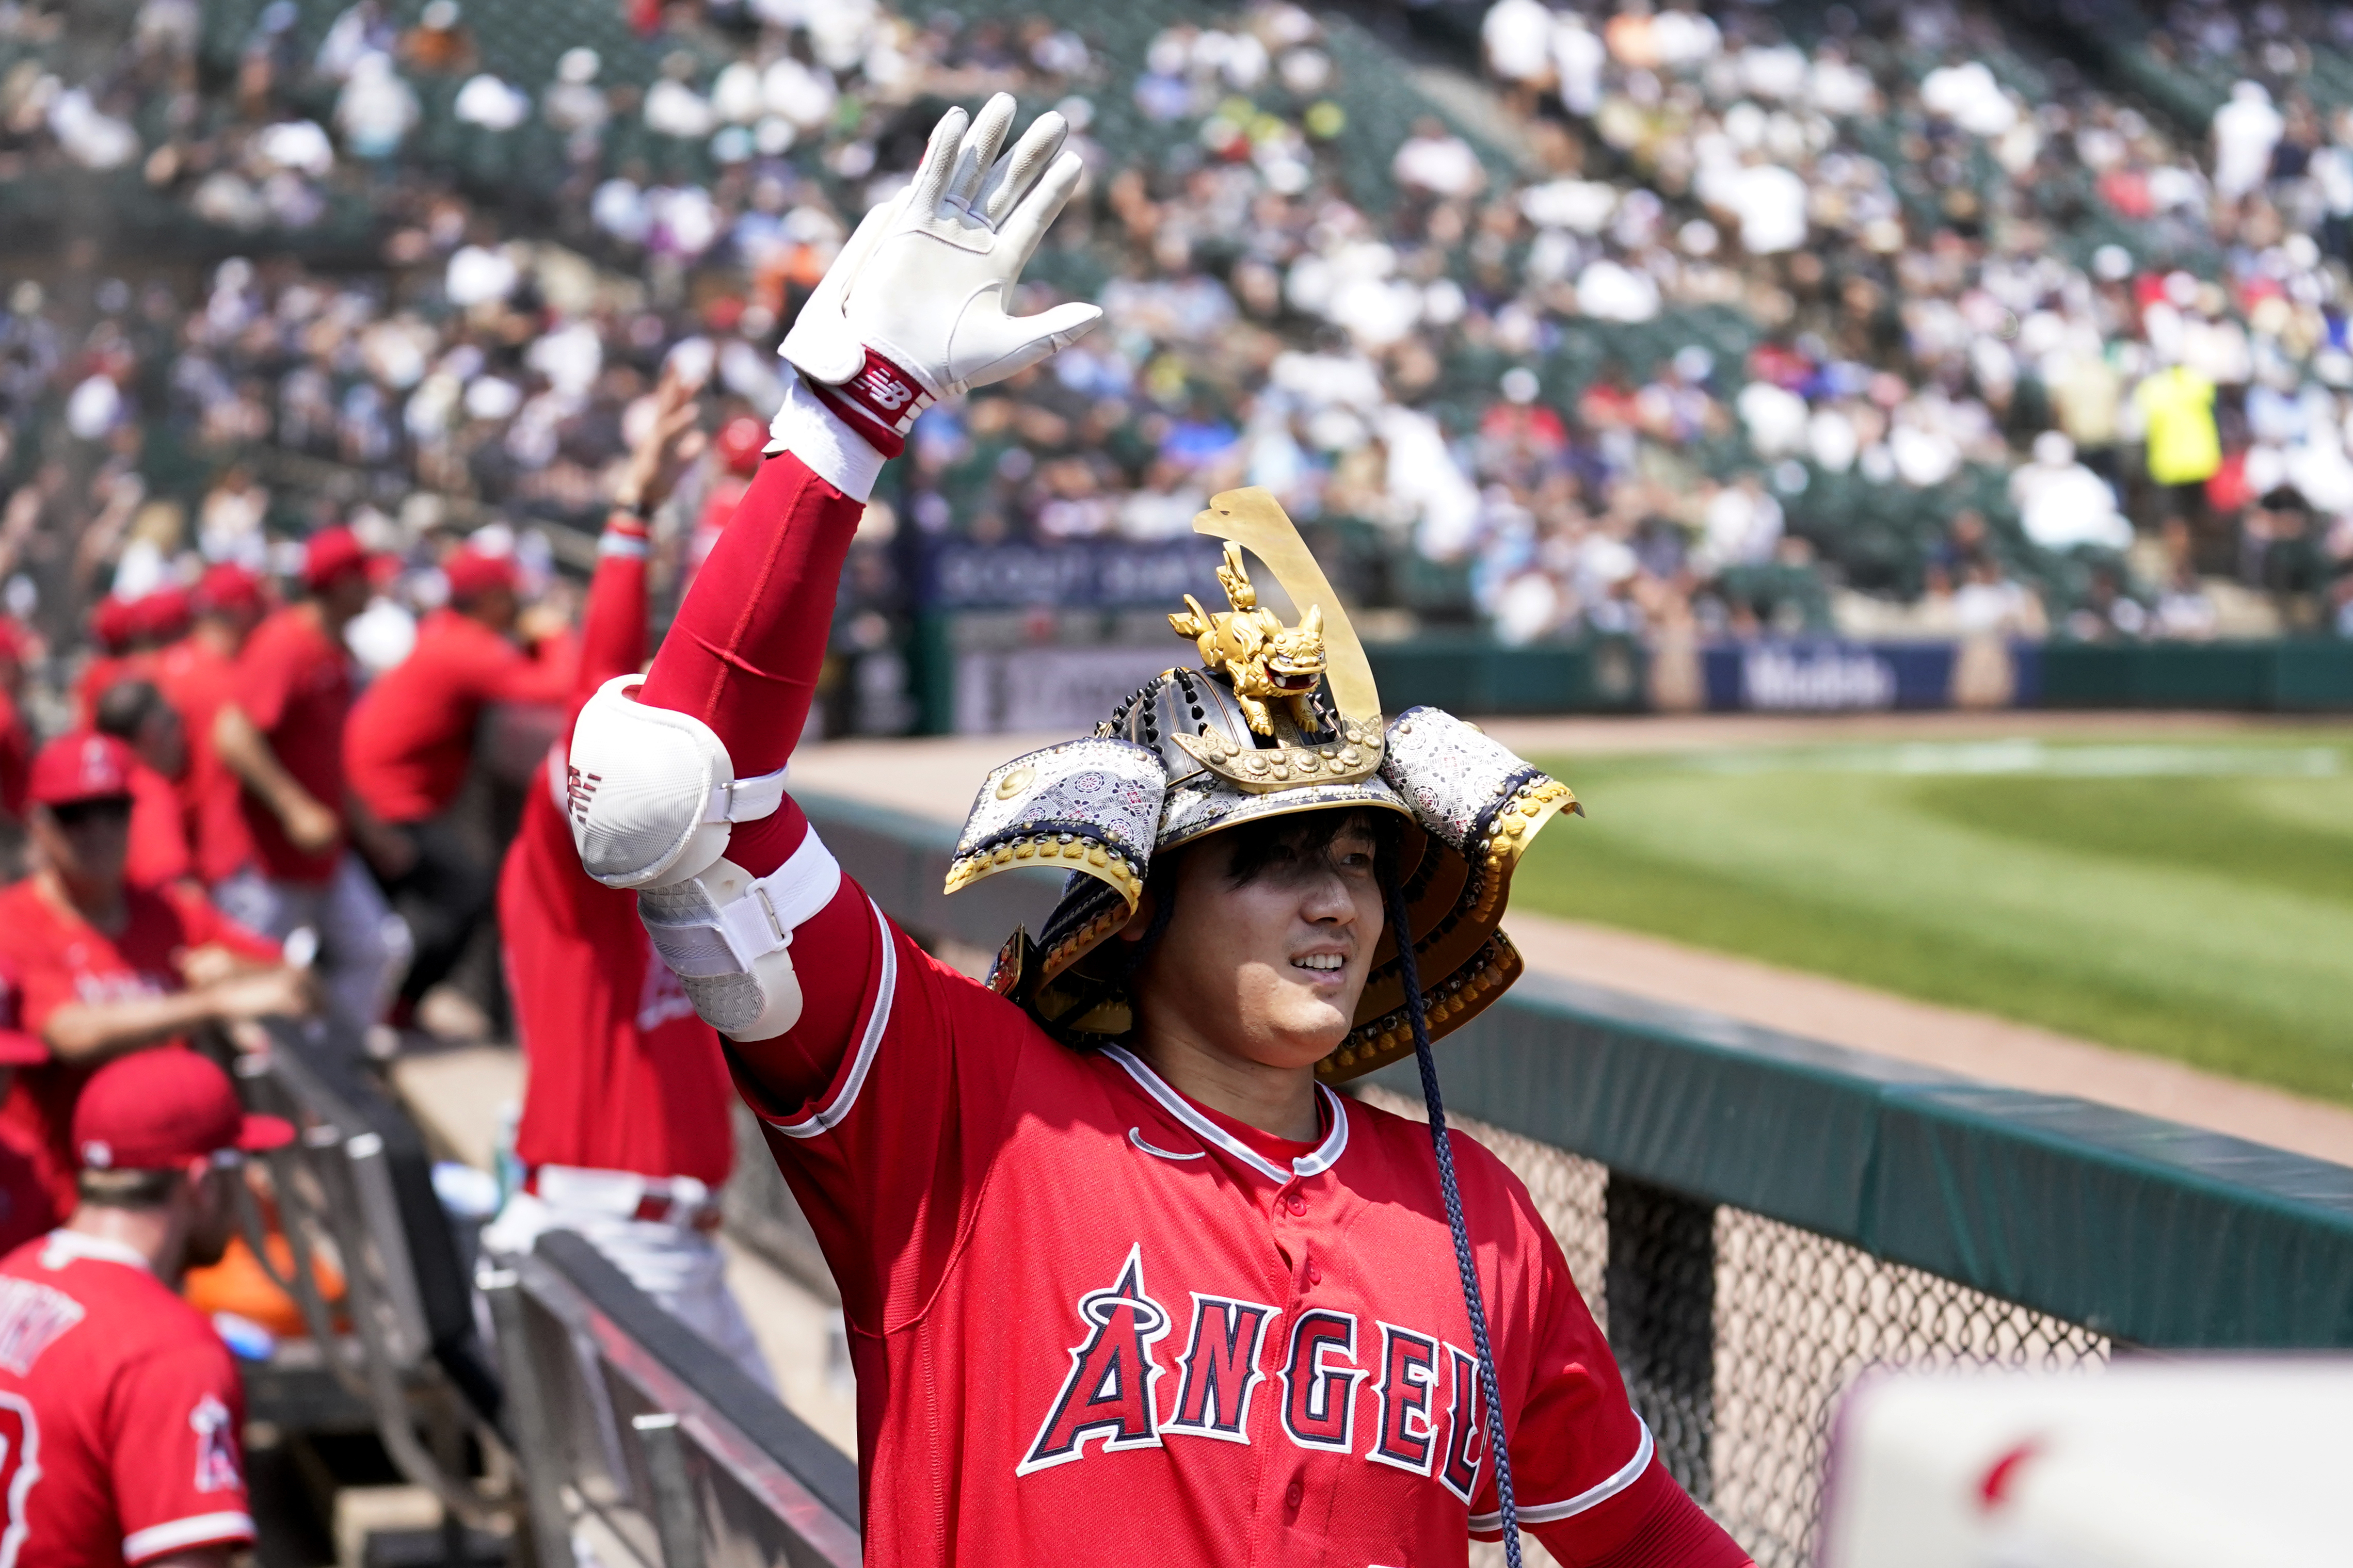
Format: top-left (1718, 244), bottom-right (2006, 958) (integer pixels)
top-left (943, 487), bottom-right (1580, 1084)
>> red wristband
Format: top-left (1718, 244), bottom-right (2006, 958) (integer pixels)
top-left (799, 345), bottom-right (936, 460)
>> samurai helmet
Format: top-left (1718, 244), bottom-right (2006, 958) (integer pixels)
top-left (947, 488), bottom-right (1580, 1084)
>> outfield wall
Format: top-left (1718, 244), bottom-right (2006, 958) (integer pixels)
top-left (911, 626), bottom-right (2353, 731)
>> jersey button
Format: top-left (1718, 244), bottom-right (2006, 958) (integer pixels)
top-left (1283, 1191), bottom-right (1307, 1216)
top-left (1305, 1263), bottom-right (1322, 1286)
top-left (1284, 1478), bottom-right (1304, 1512)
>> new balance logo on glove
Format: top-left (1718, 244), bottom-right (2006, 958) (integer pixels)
top-left (861, 366), bottom-right (916, 411)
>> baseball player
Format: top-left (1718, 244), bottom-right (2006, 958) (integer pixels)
top-left (484, 371), bottom-right (772, 1387)
top-left (0, 1048), bottom-right (296, 1566)
top-left (566, 98), bottom-right (1750, 1566)
top-left (0, 732), bottom-right (308, 1214)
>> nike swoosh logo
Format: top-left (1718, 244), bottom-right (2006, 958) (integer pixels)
top-left (1129, 1127), bottom-right (1206, 1161)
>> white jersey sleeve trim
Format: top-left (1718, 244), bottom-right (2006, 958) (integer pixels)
top-left (1468, 1417), bottom-right (1653, 1535)
top-left (1101, 1045), bottom-right (1349, 1183)
top-left (124, 1511), bottom-right (258, 1563)
top-left (766, 369), bottom-right (885, 503)
top-left (766, 897), bottom-right (898, 1140)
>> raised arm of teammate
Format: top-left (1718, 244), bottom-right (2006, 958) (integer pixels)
top-left (589, 95), bottom-right (1097, 1104)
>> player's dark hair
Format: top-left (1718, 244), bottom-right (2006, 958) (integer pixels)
top-left (76, 1165), bottom-right (185, 1209)
top-left (1213, 807), bottom-right (1398, 888)
top-left (92, 678), bottom-right (168, 742)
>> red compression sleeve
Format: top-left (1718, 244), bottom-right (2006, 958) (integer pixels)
top-left (636, 451), bottom-right (867, 877)
top-left (1530, 1461), bottom-right (1754, 1568)
top-left (576, 511), bottom-right (651, 697)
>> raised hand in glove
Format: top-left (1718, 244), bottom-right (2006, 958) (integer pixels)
top-left (780, 93), bottom-right (1102, 457)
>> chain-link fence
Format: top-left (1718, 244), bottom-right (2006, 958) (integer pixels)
top-left (1353, 1087), bottom-right (2112, 1568)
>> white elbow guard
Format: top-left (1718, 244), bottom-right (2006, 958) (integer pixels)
top-left (567, 674), bottom-right (791, 889)
top-left (635, 830), bottom-right (841, 1040)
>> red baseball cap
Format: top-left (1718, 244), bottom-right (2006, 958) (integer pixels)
top-left (26, 731), bottom-right (136, 808)
top-left (442, 545), bottom-right (517, 601)
top-left (191, 562), bottom-right (265, 619)
top-left (301, 526), bottom-right (373, 592)
top-left (716, 415), bottom-right (765, 476)
top-left (127, 585), bottom-right (191, 645)
top-left (73, 1049), bottom-right (294, 1172)
top-left (89, 595), bottom-right (137, 655)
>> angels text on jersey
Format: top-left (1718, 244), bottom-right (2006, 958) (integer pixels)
top-left (1017, 1243), bottom-right (1489, 1499)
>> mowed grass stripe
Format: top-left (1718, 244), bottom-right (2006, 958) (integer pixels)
top-left (1515, 745), bottom-right (2353, 1106)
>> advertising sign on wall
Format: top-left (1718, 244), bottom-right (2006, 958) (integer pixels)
top-left (1702, 639), bottom-right (2044, 712)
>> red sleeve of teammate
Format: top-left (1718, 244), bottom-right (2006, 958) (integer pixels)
top-left (164, 883), bottom-right (280, 965)
top-left (1484, 1222), bottom-right (1753, 1567)
top-left (233, 618), bottom-right (298, 732)
top-left (107, 1340), bottom-right (255, 1564)
top-left (479, 628), bottom-right (580, 707)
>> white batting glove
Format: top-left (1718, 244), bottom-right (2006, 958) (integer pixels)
top-left (779, 94), bottom-right (1102, 455)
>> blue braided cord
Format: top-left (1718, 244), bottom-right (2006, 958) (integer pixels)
top-left (1384, 878), bottom-right (1522, 1567)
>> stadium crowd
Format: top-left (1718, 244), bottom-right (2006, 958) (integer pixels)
top-left (0, 0), bottom-right (2349, 680)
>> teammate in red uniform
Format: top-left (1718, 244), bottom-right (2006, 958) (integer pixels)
top-left (0, 980), bottom-right (58, 1258)
top-left (92, 681), bottom-right (194, 890)
top-left (0, 733), bottom-right (309, 1213)
top-left (0, 1047), bottom-right (296, 1568)
top-left (211, 528), bottom-right (406, 1037)
top-left (345, 540), bottom-right (577, 1023)
top-left (567, 99), bottom-right (1750, 1567)
top-left (155, 565), bottom-right (268, 894)
top-left (483, 373), bottom-right (769, 1384)
top-left (0, 618), bottom-right (36, 869)
top-left (76, 588), bottom-right (191, 726)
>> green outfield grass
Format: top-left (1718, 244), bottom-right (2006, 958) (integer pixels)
top-left (1513, 730), bottom-right (2353, 1106)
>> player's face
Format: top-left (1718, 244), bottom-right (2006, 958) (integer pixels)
top-left (32, 798), bottom-right (132, 892)
top-left (1137, 818), bottom-right (1385, 1072)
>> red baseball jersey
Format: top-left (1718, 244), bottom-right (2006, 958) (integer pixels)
top-left (0, 1230), bottom-right (253, 1567)
top-left (636, 442), bottom-right (1744, 1567)
top-left (229, 607), bottom-right (354, 885)
top-left (0, 879), bottom-right (277, 1211)
top-left (500, 512), bottom-right (734, 1187)
top-left (0, 687), bottom-right (29, 821)
top-left (124, 762), bottom-right (191, 891)
top-left (730, 877), bottom-right (1659, 1566)
top-left (0, 972), bottom-right (58, 1258)
top-left (154, 636), bottom-right (254, 887)
top-left (344, 610), bottom-right (578, 825)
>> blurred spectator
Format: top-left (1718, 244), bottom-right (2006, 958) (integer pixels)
top-left (2212, 80), bottom-right (2284, 204)
top-left (2010, 433), bottom-right (2132, 551)
top-left (211, 529), bottom-right (407, 1040)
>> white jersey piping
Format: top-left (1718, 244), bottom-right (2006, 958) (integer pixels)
top-left (123, 1511), bottom-right (257, 1563)
top-left (1101, 1045), bottom-right (1349, 1183)
top-left (1468, 1417), bottom-right (1654, 1533)
top-left (767, 897), bottom-right (897, 1140)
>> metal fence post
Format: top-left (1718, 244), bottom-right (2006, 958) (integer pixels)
top-left (1604, 1173), bottom-right (1716, 1503)
top-left (479, 1269), bottom-right (574, 1568)
top-left (632, 1414), bottom-right (708, 1568)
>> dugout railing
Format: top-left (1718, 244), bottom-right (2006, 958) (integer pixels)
top-left (796, 788), bottom-right (2353, 1566)
top-left (228, 1019), bottom-right (866, 1565)
top-left (483, 1231), bottom-right (862, 1568)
